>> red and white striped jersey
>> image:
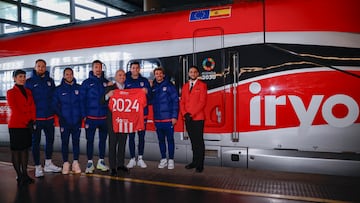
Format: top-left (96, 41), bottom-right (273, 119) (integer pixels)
top-left (108, 89), bottom-right (147, 133)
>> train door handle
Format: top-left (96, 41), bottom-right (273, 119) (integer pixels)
top-left (216, 107), bottom-right (221, 123)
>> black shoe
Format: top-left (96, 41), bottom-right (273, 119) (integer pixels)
top-left (110, 169), bottom-right (117, 176)
top-left (117, 166), bottom-right (129, 173)
top-left (195, 167), bottom-right (204, 173)
top-left (185, 163), bottom-right (196, 169)
top-left (23, 174), bottom-right (35, 184)
top-left (16, 175), bottom-right (33, 187)
top-left (16, 176), bottom-right (22, 187)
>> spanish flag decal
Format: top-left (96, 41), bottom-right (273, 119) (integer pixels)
top-left (210, 7), bottom-right (231, 19)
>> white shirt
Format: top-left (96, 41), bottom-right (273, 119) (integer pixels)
top-left (116, 82), bottom-right (125, 90)
top-left (189, 79), bottom-right (198, 90)
top-left (105, 82), bottom-right (125, 101)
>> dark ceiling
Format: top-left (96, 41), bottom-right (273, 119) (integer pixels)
top-left (93, 0), bottom-right (232, 13)
top-left (93, 0), bottom-right (142, 13)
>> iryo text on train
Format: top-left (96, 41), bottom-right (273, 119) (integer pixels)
top-left (249, 82), bottom-right (359, 128)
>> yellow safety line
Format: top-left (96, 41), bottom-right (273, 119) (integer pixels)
top-left (87, 173), bottom-right (351, 203)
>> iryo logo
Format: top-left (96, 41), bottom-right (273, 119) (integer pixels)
top-left (249, 82), bottom-right (359, 128)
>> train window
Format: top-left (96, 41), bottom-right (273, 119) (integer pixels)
top-left (0, 70), bottom-right (13, 99)
top-left (127, 59), bottom-right (161, 81)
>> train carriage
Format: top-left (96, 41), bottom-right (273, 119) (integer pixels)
top-left (1, 0), bottom-right (360, 176)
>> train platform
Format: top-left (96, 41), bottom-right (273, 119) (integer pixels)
top-left (0, 146), bottom-right (359, 203)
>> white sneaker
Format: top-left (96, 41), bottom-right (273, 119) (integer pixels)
top-left (35, 165), bottom-right (44, 178)
top-left (168, 159), bottom-right (174, 170)
top-left (96, 159), bottom-right (109, 171)
top-left (127, 158), bottom-right (136, 168)
top-left (85, 161), bottom-right (95, 174)
top-left (158, 159), bottom-right (167, 169)
top-left (137, 156), bottom-right (147, 168)
top-left (62, 162), bottom-right (70, 175)
top-left (44, 160), bottom-right (62, 173)
top-left (72, 161), bottom-right (81, 174)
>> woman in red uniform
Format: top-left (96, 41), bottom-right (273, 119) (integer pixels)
top-left (7, 69), bottom-right (36, 186)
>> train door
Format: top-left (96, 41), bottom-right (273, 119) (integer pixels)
top-left (190, 27), bottom-right (235, 165)
top-left (192, 28), bottom-right (232, 137)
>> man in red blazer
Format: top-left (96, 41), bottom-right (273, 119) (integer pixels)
top-left (180, 65), bottom-right (207, 173)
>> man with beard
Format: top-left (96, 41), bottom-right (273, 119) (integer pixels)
top-left (180, 65), bottom-right (207, 173)
top-left (25, 59), bottom-right (62, 178)
top-left (52, 67), bottom-right (82, 174)
top-left (81, 60), bottom-right (110, 173)
top-left (151, 67), bottom-right (179, 170)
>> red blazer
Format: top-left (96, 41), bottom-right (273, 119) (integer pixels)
top-left (180, 80), bottom-right (207, 121)
top-left (7, 85), bottom-right (36, 128)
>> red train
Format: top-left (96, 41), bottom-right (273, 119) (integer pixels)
top-left (1, 0), bottom-right (359, 176)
